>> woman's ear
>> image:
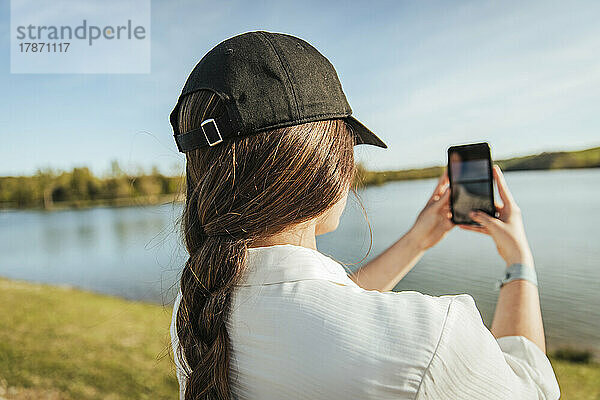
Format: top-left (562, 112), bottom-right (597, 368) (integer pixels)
top-left (315, 190), bottom-right (349, 236)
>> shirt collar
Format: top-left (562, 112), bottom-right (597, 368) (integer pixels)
top-left (238, 244), bottom-right (357, 287)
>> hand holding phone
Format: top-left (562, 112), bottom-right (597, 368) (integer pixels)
top-left (459, 165), bottom-right (534, 268)
top-left (409, 171), bottom-right (454, 251)
top-left (448, 142), bottom-right (496, 225)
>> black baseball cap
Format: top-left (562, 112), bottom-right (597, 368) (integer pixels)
top-left (170, 30), bottom-right (387, 152)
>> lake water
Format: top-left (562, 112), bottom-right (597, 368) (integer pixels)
top-left (1, 169), bottom-right (598, 353)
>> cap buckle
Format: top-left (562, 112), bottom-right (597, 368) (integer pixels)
top-left (201, 118), bottom-right (223, 146)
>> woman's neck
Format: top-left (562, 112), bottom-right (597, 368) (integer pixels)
top-left (249, 222), bottom-right (317, 250)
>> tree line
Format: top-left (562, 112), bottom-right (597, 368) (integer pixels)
top-left (0, 161), bottom-right (182, 210)
top-left (1, 146), bottom-right (598, 210)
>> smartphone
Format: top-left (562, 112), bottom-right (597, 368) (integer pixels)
top-left (447, 142), bottom-right (496, 225)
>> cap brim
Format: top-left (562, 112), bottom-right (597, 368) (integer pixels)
top-left (345, 116), bottom-right (387, 149)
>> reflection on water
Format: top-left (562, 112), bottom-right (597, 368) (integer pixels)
top-left (0, 169), bottom-right (599, 352)
top-left (0, 204), bottom-right (186, 304)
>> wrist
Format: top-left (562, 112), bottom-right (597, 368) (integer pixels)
top-left (505, 248), bottom-right (534, 269)
top-left (496, 262), bottom-right (538, 290)
top-left (403, 227), bottom-right (428, 254)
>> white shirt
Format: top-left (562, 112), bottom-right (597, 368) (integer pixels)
top-left (170, 243), bottom-right (560, 399)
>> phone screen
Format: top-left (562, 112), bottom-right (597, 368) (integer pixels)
top-left (448, 143), bottom-right (495, 225)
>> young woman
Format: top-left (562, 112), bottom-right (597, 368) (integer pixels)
top-left (169, 31), bottom-right (559, 400)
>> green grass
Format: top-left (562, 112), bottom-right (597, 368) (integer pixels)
top-left (552, 359), bottom-right (600, 399)
top-left (0, 277), bottom-right (177, 400)
top-left (0, 277), bottom-right (598, 399)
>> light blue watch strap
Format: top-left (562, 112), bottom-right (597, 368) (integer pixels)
top-left (495, 263), bottom-right (538, 290)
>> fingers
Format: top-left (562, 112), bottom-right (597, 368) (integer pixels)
top-left (431, 187), bottom-right (451, 209)
top-left (470, 211), bottom-right (502, 233)
top-left (427, 170), bottom-right (449, 206)
top-left (493, 165), bottom-right (515, 209)
top-left (437, 168), bottom-right (448, 185)
top-left (493, 202), bottom-right (505, 218)
top-left (458, 224), bottom-right (490, 235)
top-left (433, 169), bottom-right (449, 195)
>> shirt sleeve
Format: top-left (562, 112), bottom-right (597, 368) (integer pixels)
top-left (416, 294), bottom-right (560, 400)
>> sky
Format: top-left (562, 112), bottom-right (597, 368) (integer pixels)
top-left (1, 0), bottom-right (599, 176)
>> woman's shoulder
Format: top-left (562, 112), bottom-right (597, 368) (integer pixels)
top-left (229, 280), bottom-right (479, 397)
top-left (327, 283), bottom-right (473, 341)
top-left (234, 276), bottom-right (474, 357)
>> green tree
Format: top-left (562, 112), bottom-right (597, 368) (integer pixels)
top-left (110, 160), bottom-right (125, 178)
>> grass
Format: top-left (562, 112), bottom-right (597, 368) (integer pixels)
top-left (552, 359), bottom-right (600, 399)
top-left (0, 277), bottom-right (598, 399)
top-left (0, 277), bottom-right (177, 400)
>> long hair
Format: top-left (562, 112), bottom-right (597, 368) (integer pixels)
top-left (175, 89), bottom-right (357, 399)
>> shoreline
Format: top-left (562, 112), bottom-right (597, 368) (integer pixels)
top-left (0, 193), bottom-right (183, 212)
top-left (1, 166), bottom-right (599, 212)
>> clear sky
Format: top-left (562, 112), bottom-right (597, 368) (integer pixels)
top-left (1, 0), bottom-right (599, 176)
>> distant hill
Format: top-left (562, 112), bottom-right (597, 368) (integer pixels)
top-left (496, 146), bottom-right (600, 171)
top-left (355, 146), bottom-right (600, 187)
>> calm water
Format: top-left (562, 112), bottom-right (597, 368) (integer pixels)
top-left (1, 169), bottom-right (598, 352)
